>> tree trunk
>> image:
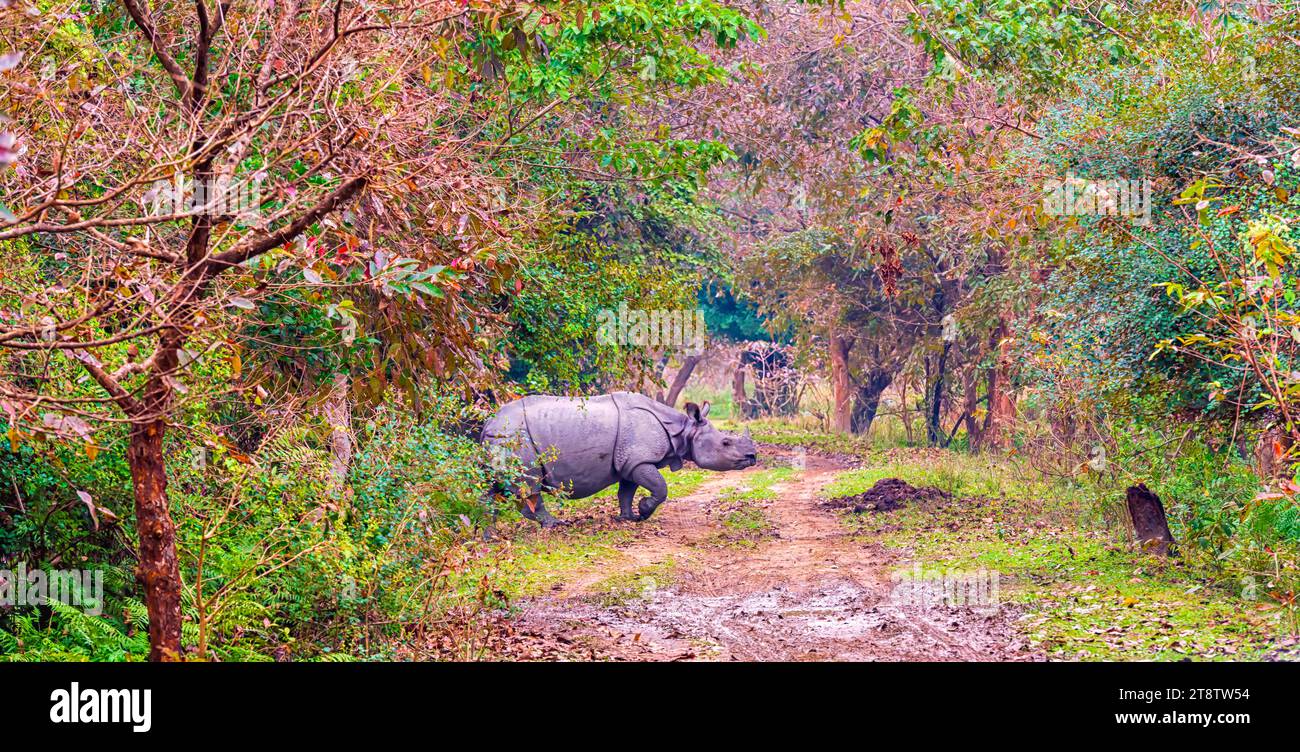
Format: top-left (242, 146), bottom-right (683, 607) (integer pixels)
top-left (1253, 424), bottom-right (1293, 480)
top-left (962, 366), bottom-right (983, 449)
top-left (900, 379), bottom-right (914, 444)
top-left (731, 364), bottom-right (749, 419)
top-left (661, 354), bottom-right (701, 408)
top-left (829, 330), bottom-right (853, 433)
top-left (851, 369), bottom-right (893, 435)
top-left (325, 372), bottom-right (353, 503)
top-left (981, 319), bottom-right (1015, 449)
top-left (126, 418), bottom-right (183, 661)
top-left (927, 341), bottom-right (950, 446)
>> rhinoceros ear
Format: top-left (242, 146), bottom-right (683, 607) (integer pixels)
top-left (684, 402), bottom-right (701, 422)
top-left (699, 401), bottom-right (711, 420)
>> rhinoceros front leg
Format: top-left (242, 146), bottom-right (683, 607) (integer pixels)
top-left (617, 480), bottom-right (638, 521)
top-left (628, 464), bottom-right (668, 521)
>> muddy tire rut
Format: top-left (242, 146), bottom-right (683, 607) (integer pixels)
top-left (509, 450), bottom-right (1038, 661)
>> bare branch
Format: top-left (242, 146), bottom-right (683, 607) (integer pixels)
top-left (67, 349), bottom-right (144, 415)
top-left (208, 176), bottom-right (368, 270)
top-left (119, 0), bottom-right (194, 103)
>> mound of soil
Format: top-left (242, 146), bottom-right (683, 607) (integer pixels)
top-left (824, 478), bottom-right (952, 513)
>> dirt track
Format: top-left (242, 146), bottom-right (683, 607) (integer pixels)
top-left (508, 448), bottom-right (1039, 661)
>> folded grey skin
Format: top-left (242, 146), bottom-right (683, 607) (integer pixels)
top-left (482, 392), bottom-right (758, 526)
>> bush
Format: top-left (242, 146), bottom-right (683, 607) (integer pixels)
top-left (2, 390), bottom-right (511, 661)
top-left (1108, 421), bottom-right (1299, 623)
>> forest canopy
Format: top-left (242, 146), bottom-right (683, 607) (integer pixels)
top-left (2, 0), bottom-right (1299, 664)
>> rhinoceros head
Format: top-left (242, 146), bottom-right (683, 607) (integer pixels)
top-left (684, 401), bottom-right (758, 471)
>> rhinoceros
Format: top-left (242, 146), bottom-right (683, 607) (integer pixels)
top-left (481, 392), bottom-right (758, 526)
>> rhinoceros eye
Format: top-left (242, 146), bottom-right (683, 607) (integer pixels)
top-left (722, 439), bottom-right (732, 446)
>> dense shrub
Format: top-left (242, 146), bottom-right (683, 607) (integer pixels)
top-left (2, 391), bottom-right (507, 661)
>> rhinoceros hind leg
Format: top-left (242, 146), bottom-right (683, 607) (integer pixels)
top-left (525, 494), bottom-right (565, 528)
top-left (628, 464), bottom-right (668, 521)
top-left (616, 480), bottom-right (638, 521)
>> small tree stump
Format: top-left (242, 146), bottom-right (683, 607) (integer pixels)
top-left (1126, 484), bottom-right (1176, 557)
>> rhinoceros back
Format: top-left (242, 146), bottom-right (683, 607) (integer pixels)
top-left (482, 394), bottom-right (622, 498)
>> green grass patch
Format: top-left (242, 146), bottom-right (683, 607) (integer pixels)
top-left (666, 467), bottom-right (711, 497)
top-left (462, 523), bottom-right (635, 603)
top-left (701, 467), bottom-right (789, 548)
top-left (588, 558), bottom-right (680, 608)
top-left (680, 385), bottom-right (739, 421)
top-left (733, 466), bottom-right (794, 496)
top-left (830, 448), bottom-right (1284, 660)
top-left (717, 502), bottom-right (770, 544)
